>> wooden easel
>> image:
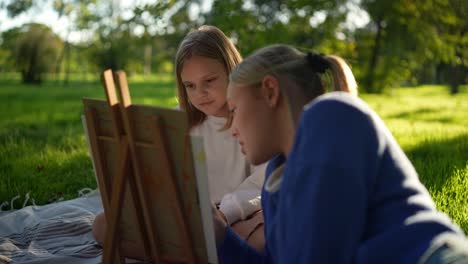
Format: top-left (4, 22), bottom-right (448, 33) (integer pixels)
top-left (83, 69), bottom-right (206, 263)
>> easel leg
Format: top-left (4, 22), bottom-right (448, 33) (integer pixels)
top-left (102, 138), bottom-right (130, 264)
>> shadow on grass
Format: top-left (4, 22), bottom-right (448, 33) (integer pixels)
top-left (390, 107), bottom-right (438, 118)
top-left (389, 107), bottom-right (456, 124)
top-left (0, 116), bottom-right (85, 146)
top-left (405, 133), bottom-right (468, 192)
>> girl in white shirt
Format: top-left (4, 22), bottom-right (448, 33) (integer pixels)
top-left (175, 25), bottom-right (266, 249)
top-left (92, 25), bottom-right (266, 255)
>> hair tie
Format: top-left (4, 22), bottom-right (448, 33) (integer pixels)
top-left (306, 52), bottom-right (329, 74)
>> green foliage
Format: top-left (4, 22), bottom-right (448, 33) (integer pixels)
top-left (0, 27), bottom-right (22, 72)
top-left (4, 23), bottom-right (63, 84)
top-left (5, 0), bottom-right (34, 17)
top-left (358, 0), bottom-right (467, 93)
top-left (202, 0), bottom-right (348, 56)
top-left (0, 0), bottom-right (466, 92)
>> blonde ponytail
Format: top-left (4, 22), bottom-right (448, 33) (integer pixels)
top-left (324, 55), bottom-right (358, 96)
top-left (229, 45), bottom-right (358, 117)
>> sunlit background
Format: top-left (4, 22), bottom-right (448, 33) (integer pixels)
top-left (0, 0), bottom-right (467, 232)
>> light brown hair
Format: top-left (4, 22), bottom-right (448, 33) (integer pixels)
top-left (175, 25), bottom-right (242, 128)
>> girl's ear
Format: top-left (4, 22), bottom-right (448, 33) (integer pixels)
top-left (261, 75), bottom-right (281, 108)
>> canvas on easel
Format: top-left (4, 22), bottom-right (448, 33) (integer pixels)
top-left (82, 69), bottom-right (217, 264)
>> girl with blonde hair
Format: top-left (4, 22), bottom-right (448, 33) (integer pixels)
top-left (213, 44), bottom-right (465, 264)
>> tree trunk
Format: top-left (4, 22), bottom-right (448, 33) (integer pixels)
top-left (55, 30), bottom-right (71, 85)
top-left (54, 45), bottom-right (65, 81)
top-left (23, 43), bottom-right (41, 84)
top-left (435, 63), bottom-right (444, 84)
top-left (365, 16), bottom-right (384, 93)
top-left (144, 43), bottom-right (152, 76)
top-left (450, 64), bottom-right (460, 94)
top-left (448, 28), bottom-right (465, 94)
top-left (64, 41), bottom-right (70, 86)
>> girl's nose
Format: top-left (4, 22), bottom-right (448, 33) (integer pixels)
top-left (197, 85), bottom-right (209, 96)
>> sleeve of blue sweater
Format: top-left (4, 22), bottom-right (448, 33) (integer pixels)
top-left (277, 95), bottom-right (383, 263)
top-left (218, 226), bottom-right (266, 264)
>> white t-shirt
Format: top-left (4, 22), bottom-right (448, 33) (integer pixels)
top-left (190, 115), bottom-right (266, 224)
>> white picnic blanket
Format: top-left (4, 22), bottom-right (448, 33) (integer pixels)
top-left (0, 190), bottom-right (103, 264)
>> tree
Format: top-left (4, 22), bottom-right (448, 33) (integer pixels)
top-left (200, 0), bottom-right (348, 56)
top-left (0, 27), bottom-right (22, 73)
top-left (120, 0), bottom-right (182, 75)
top-left (5, 0), bottom-right (34, 17)
top-left (359, 0), bottom-right (467, 93)
top-left (12, 23), bottom-right (62, 84)
top-left (51, 0), bottom-right (94, 85)
top-left (359, 0), bottom-right (420, 92)
top-left (429, 0), bottom-right (467, 94)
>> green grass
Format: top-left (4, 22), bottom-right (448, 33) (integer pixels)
top-left (0, 77), bottom-right (179, 206)
top-left (361, 85), bottom-right (468, 232)
top-left (0, 79), bottom-right (467, 233)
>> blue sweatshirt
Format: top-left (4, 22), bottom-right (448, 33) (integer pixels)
top-left (218, 92), bottom-right (462, 264)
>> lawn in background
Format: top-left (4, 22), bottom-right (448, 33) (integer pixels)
top-left (0, 76), bottom-right (178, 206)
top-left (362, 85), bottom-right (468, 232)
top-left (0, 78), bottom-right (467, 233)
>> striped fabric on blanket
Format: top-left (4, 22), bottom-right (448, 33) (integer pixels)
top-left (0, 190), bottom-right (103, 264)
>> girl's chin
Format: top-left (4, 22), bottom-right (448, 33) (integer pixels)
top-left (194, 103), bottom-right (228, 117)
top-left (206, 108), bottom-right (229, 118)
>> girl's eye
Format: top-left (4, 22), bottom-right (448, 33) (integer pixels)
top-left (230, 107), bottom-right (237, 114)
top-left (185, 84), bottom-right (194, 90)
top-left (206, 77), bottom-right (217, 83)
